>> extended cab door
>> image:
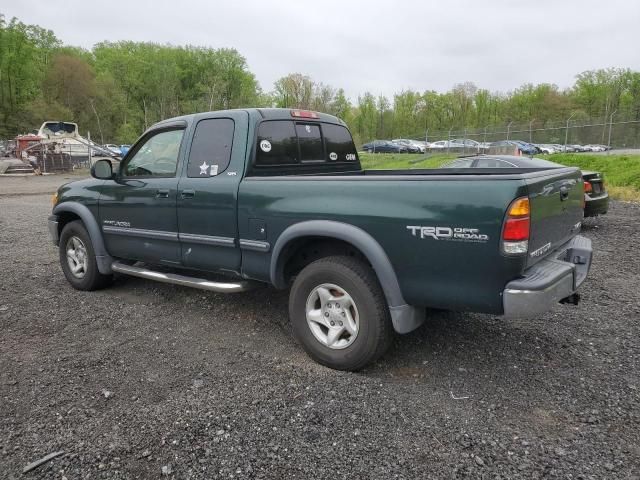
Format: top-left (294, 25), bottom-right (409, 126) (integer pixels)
top-left (99, 126), bottom-right (186, 265)
top-left (176, 112), bottom-right (248, 274)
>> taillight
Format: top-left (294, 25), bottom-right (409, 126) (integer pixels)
top-left (502, 197), bottom-right (530, 254)
top-left (583, 181), bottom-right (592, 193)
top-left (291, 109), bottom-right (319, 119)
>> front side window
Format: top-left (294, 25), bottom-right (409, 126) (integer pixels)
top-left (124, 129), bottom-right (184, 177)
top-left (186, 118), bottom-right (235, 177)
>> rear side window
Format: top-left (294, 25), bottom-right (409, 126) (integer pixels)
top-left (255, 120), bottom-right (357, 167)
top-left (187, 118), bottom-right (235, 177)
top-left (256, 121), bottom-right (298, 165)
top-left (324, 124), bottom-right (357, 162)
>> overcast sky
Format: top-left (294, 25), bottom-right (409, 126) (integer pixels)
top-left (4, 0), bottom-right (639, 99)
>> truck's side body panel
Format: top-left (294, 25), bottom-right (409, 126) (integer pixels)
top-left (238, 175), bottom-right (532, 314)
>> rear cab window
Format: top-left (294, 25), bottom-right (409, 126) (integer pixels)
top-left (252, 120), bottom-right (359, 175)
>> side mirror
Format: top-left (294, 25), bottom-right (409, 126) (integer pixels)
top-left (91, 159), bottom-right (114, 180)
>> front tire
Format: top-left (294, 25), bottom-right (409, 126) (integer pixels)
top-left (289, 256), bottom-right (393, 371)
top-left (59, 220), bottom-right (112, 291)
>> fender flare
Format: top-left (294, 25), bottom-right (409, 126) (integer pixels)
top-left (269, 220), bottom-right (423, 334)
top-left (53, 202), bottom-right (113, 274)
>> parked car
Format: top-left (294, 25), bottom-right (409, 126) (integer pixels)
top-left (552, 144), bottom-right (576, 153)
top-left (361, 140), bottom-right (406, 153)
top-left (569, 144), bottom-right (590, 153)
top-left (451, 138), bottom-right (485, 150)
top-left (392, 139), bottom-right (425, 153)
top-left (535, 144), bottom-right (560, 154)
top-left (490, 140), bottom-right (539, 155)
top-left (104, 144), bottom-right (122, 155)
top-left (429, 140), bottom-right (466, 149)
top-left (584, 144), bottom-right (606, 152)
top-left (441, 155), bottom-right (608, 218)
top-left (48, 109), bottom-right (592, 371)
top-left (119, 145), bottom-right (131, 156)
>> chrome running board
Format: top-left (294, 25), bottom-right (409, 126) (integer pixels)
top-left (111, 261), bottom-right (251, 293)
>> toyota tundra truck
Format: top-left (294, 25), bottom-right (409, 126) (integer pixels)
top-left (48, 108), bottom-right (593, 370)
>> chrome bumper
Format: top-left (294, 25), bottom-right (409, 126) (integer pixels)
top-left (48, 215), bottom-right (59, 246)
top-left (503, 235), bottom-right (592, 318)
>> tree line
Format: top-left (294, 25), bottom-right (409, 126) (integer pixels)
top-left (2, 14), bottom-right (640, 146)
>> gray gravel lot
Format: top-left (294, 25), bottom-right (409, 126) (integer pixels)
top-left (1, 176), bottom-right (639, 479)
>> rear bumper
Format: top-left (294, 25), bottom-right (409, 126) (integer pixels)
top-left (584, 193), bottom-right (609, 217)
top-left (48, 215), bottom-right (59, 246)
top-left (503, 235), bottom-right (592, 318)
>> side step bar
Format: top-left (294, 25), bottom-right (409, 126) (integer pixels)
top-left (111, 261), bottom-right (252, 293)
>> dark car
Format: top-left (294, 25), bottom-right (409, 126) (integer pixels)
top-left (581, 170), bottom-right (608, 216)
top-left (490, 140), bottom-right (539, 155)
top-left (392, 139), bottom-right (423, 153)
top-left (361, 140), bottom-right (406, 153)
top-left (442, 155), bottom-right (609, 218)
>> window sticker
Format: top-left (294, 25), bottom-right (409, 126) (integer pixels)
top-left (329, 152), bottom-right (338, 161)
top-left (210, 164), bottom-right (219, 176)
top-left (260, 140), bottom-right (272, 152)
top-left (199, 161), bottom-right (209, 175)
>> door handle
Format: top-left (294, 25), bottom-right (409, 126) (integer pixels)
top-left (156, 189), bottom-right (170, 198)
top-left (180, 189), bottom-right (195, 199)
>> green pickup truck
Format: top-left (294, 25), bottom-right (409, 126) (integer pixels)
top-left (48, 108), bottom-right (593, 370)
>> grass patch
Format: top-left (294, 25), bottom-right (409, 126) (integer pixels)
top-left (547, 153), bottom-right (640, 201)
top-left (359, 152), bottom-right (456, 170)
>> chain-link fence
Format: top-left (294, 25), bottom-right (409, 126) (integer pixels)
top-left (395, 112), bottom-right (640, 151)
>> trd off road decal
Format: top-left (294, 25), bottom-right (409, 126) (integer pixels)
top-left (407, 225), bottom-right (489, 243)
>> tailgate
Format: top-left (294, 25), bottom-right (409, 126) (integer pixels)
top-left (525, 167), bottom-right (584, 267)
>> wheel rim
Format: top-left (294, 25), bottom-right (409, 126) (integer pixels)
top-left (305, 283), bottom-right (359, 350)
top-left (66, 236), bottom-right (88, 279)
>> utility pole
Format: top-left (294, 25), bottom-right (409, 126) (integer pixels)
top-left (463, 128), bottom-right (467, 154)
top-left (447, 128), bottom-right (452, 154)
top-left (87, 131), bottom-right (92, 167)
top-left (529, 119), bottom-right (535, 143)
top-left (607, 110), bottom-right (617, 153)
top-left (564, 112), bottom-right (576, 152)
top-left (506, 121), bottom-right (513, 141)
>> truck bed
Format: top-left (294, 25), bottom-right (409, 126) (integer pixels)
top-left (239, 166), bottom-right (584, 314)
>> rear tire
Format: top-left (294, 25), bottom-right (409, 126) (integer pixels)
top-left (59, 220), bottom-right (112, 291)
top-left (289, 256), bottom-right (393, 371)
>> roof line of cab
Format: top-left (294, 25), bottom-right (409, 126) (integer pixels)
top-left (148, 108), bottom-right (345, 132)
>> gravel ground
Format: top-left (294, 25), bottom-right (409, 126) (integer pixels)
top-left (1, 176), bottom-right (639, 479)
